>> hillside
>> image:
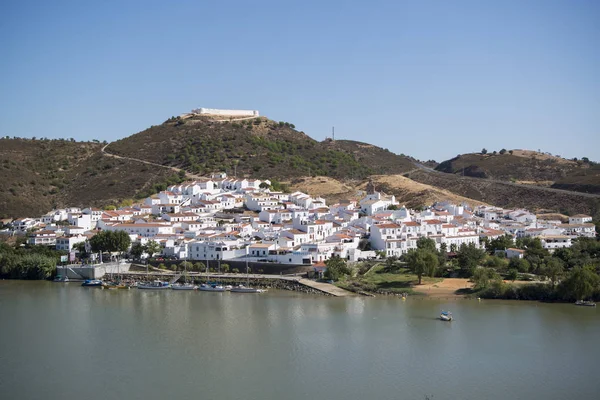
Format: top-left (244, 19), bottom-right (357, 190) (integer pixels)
top-left (435, 150), bottom-right (600, 194)
top-left (107, 116), bottom-right (416, 180)
top-left (407, 169), bottom-right (600, 219)
top-left (286, 175), bottom-right (486, 209)
top-left (0, 138), bottom-right (180, 218)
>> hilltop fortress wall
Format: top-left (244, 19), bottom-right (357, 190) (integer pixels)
top-left (191, 108), bottom-right (259, 117)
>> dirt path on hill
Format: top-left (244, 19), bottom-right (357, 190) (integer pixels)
top-left (101, 143), bottom-right (203, 180)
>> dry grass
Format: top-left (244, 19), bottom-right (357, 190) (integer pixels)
top-left (511, 149), bottom-right (576, 165)
top-left (366, 175), bottom-right (487, 208)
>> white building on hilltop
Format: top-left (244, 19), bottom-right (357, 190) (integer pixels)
top-left (191, 108), bottom-right (259, 117)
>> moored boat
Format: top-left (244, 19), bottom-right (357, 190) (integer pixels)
top-left (575, 300), bottom-right (596, 307)
top-left (137, 280), bottom-right (170, 289)
top-left (440, 311), bottom-right (453, 321)
top-left (53, 275), bottom-right (69, 282)
top-left (198, 283), bottom-right (225, 292)
top-left (82, 279), bottom-right (103, 287)
top-left (171, 283), bottom-right (197, 290)
top-left (230, 285), bottom-right (265, 294)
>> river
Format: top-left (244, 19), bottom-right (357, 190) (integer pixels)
top-left (0, 281), bottom-right (598, 399)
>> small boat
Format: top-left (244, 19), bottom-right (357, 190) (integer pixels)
top-left (53, 275), bottom-right (69, 282)
top-left (137, 280), bottom-right (170, 290)
top-left (224, 285), bottom-right (233, 291)
top-left (103, 282), bottom-right (131, 290)
top-left (198, 283), bottom-right (225, 292)
top-left (82, 279), bottom-right (103, 287)
top-left (440, 311), bottom-right (453, 321)
top-left (575, 300), bottom-right (596, 307)
top-left (230, 285), bottom-right (265, 294)
top-left (171, 283), bottom-right (197, 290)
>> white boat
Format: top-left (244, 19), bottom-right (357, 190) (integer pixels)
top-left (440, 311), bottom-right (453, 321)
top-left (53, 275), bottom-right (69, 282)
top-left (171, 283), bottom-right (197, 290)
top-left (198, 283), bottom-right (225, 292)
top-left (137, 280), bottom-right (170, 289)
top-left (230, 285), bottom-right (265, 294)
top-left (575, 300), bottom-right (596, 307)
top-left (224, 285), bottom-right (233, 291)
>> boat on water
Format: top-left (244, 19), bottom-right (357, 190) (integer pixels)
top-left (103, 282), bottom-right (131, 290)
top-left (53, 275), bottom-right (69, 282)
top-left (82, 279), bottom-right (103, 287)
top-left (575, 300), bottom-right (597, 307)
top-left (440, 311), bottom-right (453, 321)
top-left (198, 283), bottom-right (226, 292)
top-left (137, 280), bottom-right (170, 290)
top-left (230, 284), bottom-right (265, 294)
top-left (171, 283), bottom-right (197, 290)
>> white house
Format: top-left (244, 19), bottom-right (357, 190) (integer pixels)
top-left (568, 214), bottom-right (593, 225)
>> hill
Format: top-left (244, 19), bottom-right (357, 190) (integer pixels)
top-left (435, 150), bottom-right (600, 194)
top-left (285, 175), bottom-right (485, 209)
top-left (406, 168), bottom-right (600, 219)
top-left (0, 138), bottom-right (181, 218)
top-left (106, 116), bottom-right (416, 180)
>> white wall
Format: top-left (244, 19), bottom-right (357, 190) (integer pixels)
top-left (191, 108), bottom-right (259, 117)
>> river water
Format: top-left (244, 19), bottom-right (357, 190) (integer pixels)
top-left (0, 281), bottom-right (598, 400)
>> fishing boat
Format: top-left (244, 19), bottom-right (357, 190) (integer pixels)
top-left (230, 284), bottom-right (265, 293)
top-left (198, 283), bottom-right (225, 292)
top-left (82, 279), bottom-right (103, 287)
top-left (103, 281), bottom-right (131, 290)
top-left (575, 300), bottom-right (596, 307)
top-left (440, 311), bottom-right (453, 321)
top-left (137, 280), bottom-right (170, 289)
top-left (171, 283), bottom-right (197, 290)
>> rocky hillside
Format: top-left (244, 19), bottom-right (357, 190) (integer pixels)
top-left (107, 116), bottom-right (416, 180)
top-left (436, 150), bottom-right (600, 194)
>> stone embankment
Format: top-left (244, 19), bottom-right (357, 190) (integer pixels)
top-left (112, 273), bottom-right (340, 296)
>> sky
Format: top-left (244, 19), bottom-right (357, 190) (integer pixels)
top-left (1, 0), bottom-right (599, 162)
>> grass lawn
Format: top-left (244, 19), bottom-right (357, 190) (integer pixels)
top-left (336, 264), bottom-right (442, 295)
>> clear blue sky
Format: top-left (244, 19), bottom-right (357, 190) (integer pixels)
top-left (1, 0), bottom-right (598, 162)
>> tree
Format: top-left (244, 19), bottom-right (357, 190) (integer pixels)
top-left (386, 204), bottom-right (398, 210)
top-left (324, 255), bottom-right (351, 281)
top-left (499, 149), bottom-right (507, 155)
top-left (509, 257), bottom-right (530, 273)
top-left (146, 240), bottom-right (161, 258)
top-left (89, 230), bottom-right (131, 254)
top-left (472, 267), bottom-right (498, 290)
top-left (487, 234), bottom-right (514, 253)
top-left (193, 262), bottom-right (205, 272)
top-left (259, 182), bottom-right (270, 190)
top-left (72, 241), bottom-right (87, 255)
top-left (456, 243), bottom-right (486, 277)
top-left (130, 242), bottom-right (146, 260)
top-left (221, 263), bottom-right (230, 273)
top-left (509, 150), bottom-right (513, 155)
top-left (542, 258), bottom-right (564, 288)
top-left (481, 148), bottom-right (488, 154)
top-left (560, 266), bottom-right (600, 300)
top-left (405, 248), bottom-right (438, 285)
top-left (416, 237), bottom-right (437, 253)
top-left (506, 268), bottom-right (518, 282)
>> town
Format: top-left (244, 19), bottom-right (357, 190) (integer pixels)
top-left (2, 172), bottom-right (596, 271)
